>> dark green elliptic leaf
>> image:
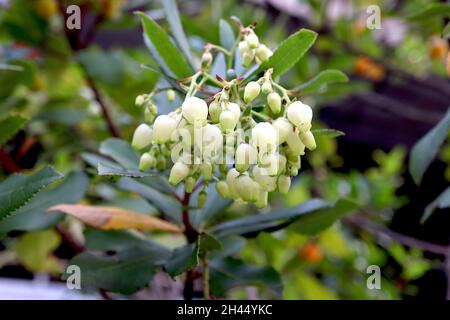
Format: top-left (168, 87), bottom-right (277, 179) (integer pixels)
top-left (245, 28), bottom-right (317, 81)
top-left (100, 138), bottom-right (140, 170)
top-left (293, 69), bottom-right (348, 93)
top-left (0, 166), bottom-right (63, 222)
top-left (164, 242), bottom-right (199, 277)
top-left (409, 108), bottom-right (450, 185)
top-left (64, 248), bottom-right (166, 295)
top-left (84, 228), bottom-right (171, 255)
top-left (210, 257), bottom-right (283, 296)
top-left (210, 198), bottom-right (358, 237)
top-left (137, 12), bottom-right (192, 79)
top-left (116, 177), bottom-right (182, 223)
top-left (288, 198), bottom-right (359, 235)
top-left (0, 171), bottom-right (88, 232)
top-left (0, 114), bottom-right (27, 145)
top-left (160, 0), bottom-right (194, 68)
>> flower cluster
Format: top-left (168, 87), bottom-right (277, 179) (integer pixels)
top-left (131, 30), bottom-right (316, 209)
top-left (238, 28), bottom-right (273, 67)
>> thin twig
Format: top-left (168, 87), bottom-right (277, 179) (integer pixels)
top-left (344, 215), bottom-right (448, 255)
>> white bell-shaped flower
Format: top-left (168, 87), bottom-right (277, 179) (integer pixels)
top-left (286, 101), bottom-right (313, 132)
top-left (132, 124), bottom-right (153, 149)
top-left (182, 96), bottom-right (208, 125)
top-left (272, 117), bottom-right (293, 144)
top-left (168, 161), bottom-right (189, 186)
top-left (244, 81), bottom-right (261, 103)
top-left (153, 115), bottom-right (177, 144)
top-left (235, 143), bottom-right (257, 172)
top-left (252, 122), bottom-right (278, 153)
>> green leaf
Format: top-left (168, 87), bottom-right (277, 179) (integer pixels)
top-left (409, 108), bottom-right (450, 185)
top-left (137, 12), bottom-right (192, 79)
top-left (289, 198), bottom-right (359, 235)
top-left (76, 49), bottom-right (125, 86)
top-left (0, 114), bottom-right (27, 145)
top-left (423, 186), bottom-right (450, 222)
top-left (84, 228), bottom-right (171, 255)
top-left (65, 248), bottom-right (166, 294)
top-left (311, 128), bottom-right (345, 138)
top-left (0, 166), bottom-right (63, 222)
top-left (293, 69), bottom-right (348, 93)
top-left (0, 64), bottom-right (23, 71)
top-left (407, 4), bottom-right (450, 20)
top-left (443, 22), bottom-right (450, 39)
top-left (98, 162), bottom-right (153, 178)
top-left (161, 0), bottom-right (194, 68)
top-left (210, 257), bottom-right (282, 296)
top-left (16, 229), bottom-right (62, 274)
top-left (219, 19), bottom-right (235, 51)
top-left (210, 198), bottom-right (358, 237)
top-left (100, 138), bottom-right (140, 170)
top-left (164, 242), bottom-right (199, 277)
top-left (209, 199), bottom-right (328, 237)
top-left (0, 171), bottom-right (88, 232)
top-left (116, 177), bottom-right (182, 223)
top-left (245, 28), bottom-right (317, 81)
top-left (199, 233), bottom-right (222, 254)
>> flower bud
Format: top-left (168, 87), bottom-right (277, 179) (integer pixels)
top-left (252, 122), bottom-right (278, 153)
top-left (244, 81), bottom-right (261, 103)
top-left (148, 103), bottom-right (158, 115)
top-left (198, 190), bottom-right (207, 208)
top-left (278, 175), bottom-right (291, 194)
top-left (261, 81), bottom-right (272, 94)
top-left (255, 44), bottom-right (273, 63)
top-left (216, 180), bottom-right (230, 199)
top-left (153, 115), bottom-right (177, 143)
top-left (287, 101), bottom-right (313, 132)
top-left (236, 175), bottom-right (258, 202)
top-left (226, 168), bottom-right (240, 199)
top-left (135, 95), bottom-right (146, 107)
top-left (185, 176), bottom-right (196, 193)
top-left (242, 50), bottom-right (255, 67)
top-left (255, 190), bottom-right (268, 208)
top-left (169, 161), bottom-right (189, 186)
top-left (201, 51), bottom-right (213, 69)
top-left (144, 108), bottom-right (155, 123)
top-left (286, 130), bottom-right (305, 156)
top-left (209, 101), bottom-right (222, 123)
top-left (220, 110), bottom-right (238, 132)
top-left (182, 96), bottom-right (208, 125)
top-left (258, 153), bottom-right (278, 176)
top-left (227, 102), bottom-right (241, 122)
top-left (166, 89), bottom-right (175, 102)
top-left (253, 166), bottom-right (277, 192)
top-left (200, 162), bottom-right (212, 181)
top-left (235, 143), bottom-right (257, 172)
top-left (139, 153), bottom-right (156, 171)
top-left (288, 166), bottom-right (298, 177)
top-left (272, 117), bottom-right (293, 144)
top-left (156, 155), bottom-right (167, 170)
top-left (238, 41), bottom-right (249, 56)
top-left (300, 131), bottom-right (316, 150)
top-left (132, 124), bottom-right (153, 150)
top-left (246, 32), bottom-right (259, 49)
top-left (226, 69), bottom-right (236, 80)
top-left (289, 155), bottom-right (301, 170)
top-left (267, 92), bottom-right (281, 114)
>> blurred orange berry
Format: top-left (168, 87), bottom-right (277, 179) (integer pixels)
top-left (35, 0), bottom-right (58, 20)
top-left (429, 36), bottom-right (448, 61)
top-left (299, 241), bottom-right (323, 263)
top-left (354, 56), bottom-right (385, 82)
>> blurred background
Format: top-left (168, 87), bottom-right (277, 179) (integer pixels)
top-left (0, 0), bottom-right (450, 300)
